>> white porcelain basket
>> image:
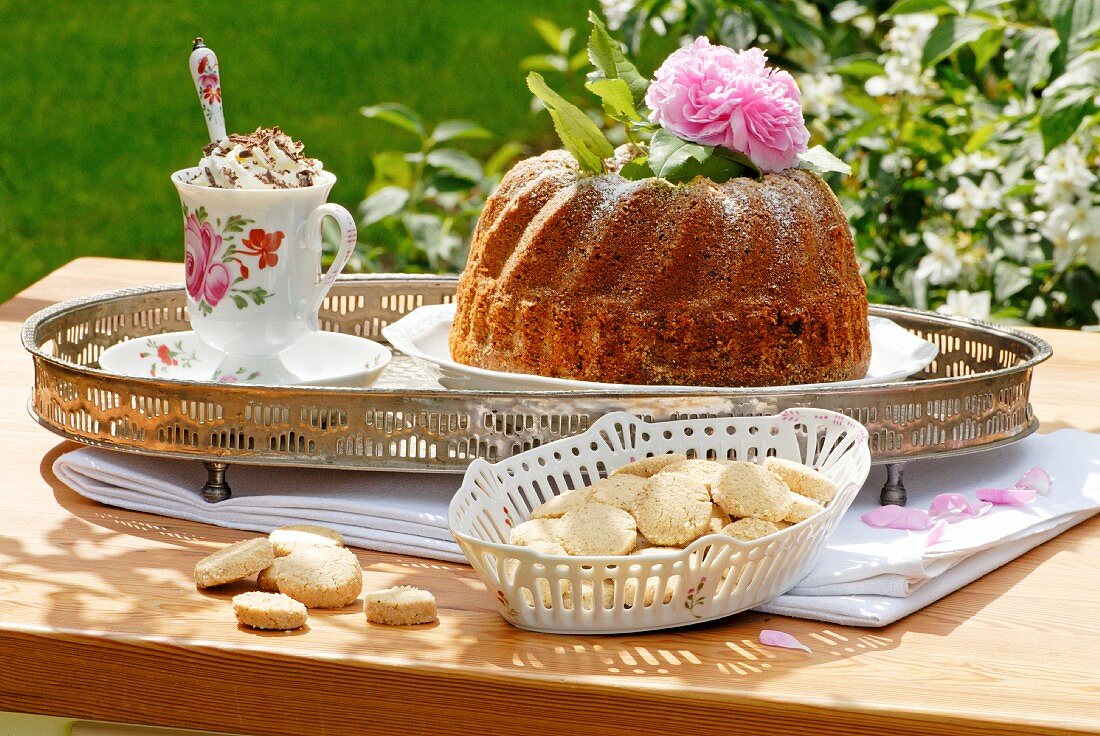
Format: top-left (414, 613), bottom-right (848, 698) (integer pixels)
top-left (449, 409), bottom-right (871, 634)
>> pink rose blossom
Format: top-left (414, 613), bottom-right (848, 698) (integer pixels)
top-left (645, 37), bottom-right (809, 172)
top-left (183, 213), bottom-right (231, 307)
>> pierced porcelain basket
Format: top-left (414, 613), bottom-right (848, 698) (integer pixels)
top-left (449, 409), bottom-right (872, 634)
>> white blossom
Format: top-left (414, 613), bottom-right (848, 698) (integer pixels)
top-left (916, 232), bottom-right (964, 285)
top-left (1034, 142), bottom-right (1097, 208)
top-left (943, 174), bottom-right (1000, 228)
top-left (600, 0), bottom-right (635, 29)
top-left (1042, 201), bottom-right (1100, 270)
top-left (946, 150), bottom-right (1001, 177)
top-left (798, 73), bottom-right (844, 121)
top-left (865, 15), bottom-right (938, 97)
top-left (937, 290), bottom-right (992, 321)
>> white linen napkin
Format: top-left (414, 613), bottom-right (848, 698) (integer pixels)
top-left (53, 449), bottom-right (465, 563)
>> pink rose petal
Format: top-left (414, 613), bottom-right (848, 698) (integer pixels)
top-left (925, 519), bottom-right (948, 547)
top-left (861, 504), bottom-right (933, 531)
top-left (759, 629), bottom-right (811, 653)
top-left (976, 487), bottom-right (1036, 505)
top-left (1015, 466), bottom-right (1052, 496)
top-left (928, 493), bottom-right (992, 523)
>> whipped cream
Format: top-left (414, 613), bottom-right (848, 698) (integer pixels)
top-left (192, 126), bottom-right (324, 189)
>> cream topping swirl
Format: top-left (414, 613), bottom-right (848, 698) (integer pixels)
top-left (192, 126), bottom-right (323, 189)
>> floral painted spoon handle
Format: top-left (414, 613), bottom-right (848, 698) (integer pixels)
top-left (189, 37), bottom-right (226, 142)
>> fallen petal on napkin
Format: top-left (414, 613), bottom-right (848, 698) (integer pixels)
top-left (53, 449), bottom-right (465, 563)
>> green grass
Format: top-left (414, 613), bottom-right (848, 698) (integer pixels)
top-left (0, 0), bottom-right (593, 302)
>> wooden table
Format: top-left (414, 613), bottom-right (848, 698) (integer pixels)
top-left (2, 258), bottom-right (1098, 736)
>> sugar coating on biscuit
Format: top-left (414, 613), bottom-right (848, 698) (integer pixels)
top-left (232, 591), bottom-right (308, 630)
top-left (783, 493), bottom-right (825, 523)
top-left (529, 486), bottom-right (595, 519)
top-left (509, 518), bottom-right (562, 547)
top-left (721, 518), bottom-right (781, 541)
top-left (365, 586), bottom-right (437, 625)
top-left (274, 546), bottom-right (363, 609)
top-left (554, 503), bottom-right (638, 556)
top-left (194, 538), bottom-right (275, 589)
top-left (712, 462), bottom-right (793, 522)
top-left (269, 524), bottom-right (344, 557)
top-left (611, 453), bottom-right (688, 479)
top-left (660, 459), bottom-right (727, 491)
top-left (633, 474), bottom-right (712, 546)
top-left (256, 561), bottom-right (282, 592)
top-left (764, 457), bottom-right (838, 504)
top-left (588, 475), bottom-right (648, 512)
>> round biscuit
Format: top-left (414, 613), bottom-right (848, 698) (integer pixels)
top-left (783, 493), bottom-right (825, 524)
top-left (705, 504), bottom-right (732, 535)
top-left (529, 486), bottom-right (595, 519)
top-left (588, 475), bottom-right (648, 512)
top-left (269, 524), bottom-right (344, 557)
top-left (764, 457), bottom-right (838, 504)
top-left (194, 538), bottom-right (274, 589)
top-left (508, 518), bottom-right (562, 547)
top-left (232, 591), bottom-right (308, 630)
top-left (364, 585), bottom-right (437, 625)
top-left (632, 474), bottom-right (712, 546)
top-left (712, 462), bottom-right (793, 522)
top-left (721, 518), bottom-right (781, 541)
top-left (660, 459), bottom-right (727, 491)
top-left (256, 561), bottom-right (282, 592)
top-left (611, 453), bottom-right (688, 479)
top-left (272, 546), bottom-right (362, 609)
top-left (554, 503), bottom-right (637, 556)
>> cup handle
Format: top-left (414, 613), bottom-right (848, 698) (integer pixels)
top-left (301, 203), bottom-right (357, 331)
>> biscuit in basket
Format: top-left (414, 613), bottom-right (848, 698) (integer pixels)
top-left (194, 538), bottom-right (275, 589)
top-left (705, 504), bottom-right (732, 534)
top-left (232, 591), bottom-right (308, 631)
top-left (509, 518), bottom-right (563, 547)
top-left (611, 452), bottom-right (688, 479)
top-left (632, 474), bottom-right (712, 546)
top-left (712, 462), bottom-right (793, 522)
top-left (529, 486), bottom-right (596, 519)
top-left (269, 524), bottom-right (344, 557)
top-left (554, 503), bottom-right (638, 556)
top-left (721, 518), bottom-right (781, 541)
top-left (764, 457), bottom-right (839, 504)
top-left (660, 459), bottom-right (727, 492)
top-left (588, 475), bottom-right (648, 512)
top-left (364, 586), bottom-right (438, 625)
top-left (272, 546), bottom-right (363, 609)
top-left (784, 493), bottom-right (825, 524)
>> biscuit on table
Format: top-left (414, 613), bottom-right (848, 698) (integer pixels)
top-left (721, 518), bottom-right (781, 541)
top-left (554, 503), bottom-right (638, 556)
top-left (365, 586), bottom-right (438, 625)
top-left (712, 462), bottom-right (793, 522)
top-left (529, 486), bottom-right (596, 519)
top-left (610, 452), bottom-right (688, 479)
top-left (632, 474), bottom-right (712, 546)
top-left (268, 524), bottom-right (344, 557)
top-left (588, 475), bottom-right (648, 512)
top-left (660, 459), bottom-right (727, 492)
top-left (194, 538), bottom-right (275, 589)
top-left (509, 518), bottom-right (563, 547)
top-left (232, 591), bottom-right (308, 631)
top-left (272, 546), bottom-right (363, 609)
top-left (784, 493), bottom-right (825, 523)
top-left (257, 561), bottom-right (282, 592)
top-left (764, 457), bottom-right (839, 504)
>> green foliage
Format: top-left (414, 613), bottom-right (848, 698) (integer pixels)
top-left (526, 72), bottom-right (615, 172)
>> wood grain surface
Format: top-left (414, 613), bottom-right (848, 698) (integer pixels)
top-left (1, 258), bottom-right (1098, 736)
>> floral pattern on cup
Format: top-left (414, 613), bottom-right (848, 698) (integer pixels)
top-left (182, 205), bottom-right (282, 314)
top-left (212, 367), bottom-right (261, 383)
top-left (136, 338), bottom-right (198, 377)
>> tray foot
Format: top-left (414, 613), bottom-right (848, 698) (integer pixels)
top-left (880, 462), bottom-right (907, 506)
top-left (202, 461), bottom-right (231, 502)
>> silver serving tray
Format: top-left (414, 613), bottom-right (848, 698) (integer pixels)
top-left (22, 274), bottom-right (1051, 504)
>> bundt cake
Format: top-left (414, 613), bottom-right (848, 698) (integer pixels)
top-left (449, 149), bottom-right (871, 387)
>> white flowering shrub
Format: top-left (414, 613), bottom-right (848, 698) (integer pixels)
top-left (605, 0), bottom-right (1100, 326)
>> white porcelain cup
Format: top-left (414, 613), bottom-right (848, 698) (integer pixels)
top-left (171, 167), bottom-right (356, 382)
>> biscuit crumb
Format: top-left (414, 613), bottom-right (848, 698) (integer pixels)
top-left (232, 591), bottom-right (308, 630)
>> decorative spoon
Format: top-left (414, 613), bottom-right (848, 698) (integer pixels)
top-left (189, 37), bottom-right (226, 143)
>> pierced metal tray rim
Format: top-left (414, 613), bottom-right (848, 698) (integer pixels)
top-left (22, 275), bottom-right (1054, 397)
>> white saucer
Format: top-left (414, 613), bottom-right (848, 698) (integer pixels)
top-left (99, 330), bottom-right (392, 387)
top-left (381, 303), bottom-right (939, 391)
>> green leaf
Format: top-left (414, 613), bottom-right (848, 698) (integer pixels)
top-left (359, 103), bottom-right (426, 139)
top-left (1008, 27), bottom-right (1060, 92)
top-left (831, 58), bottom-right (887, 79)
top-left (584, 78), bottom-right (641, 121)
top-left (586, 11), bottom-right (648, 103)
top-left (230, 294), bottom-right (247, 310)
top-left (370, 151), bottom-right (414, 188)
top-left (798, 146), bottom-right (853, 176)
top-left (520, 53), bottom-right (568, 72)
top-left (994, 261), bottom-right (1033, 300)
top-left (964, 122), bottom-right (998, 152)
top-left (922, 16), bottom-right (993, 67)
top-left (1039, 84), bottom-right (1097, 152)
top-left (716, 9), bottom-right (757, 49)
top-left (526, 72), bottom-right (614, 172)
top-left (485, 142), bottom-right (526, 177)
top-left (1043, 0), bottom-right (1100, 48)
top-left (617, 156), bottom-right (652, 181)
top-left (429, 120), bottom-right (492, 144)
top-left (426, 148), bottom-right (484, 182)
top-left (885, 0), bottom-right (957, 15)
top-left (359, 186), bottom-right (409, 227)
top-left (971, 27), bottom-right (1004, 72)
top-left (531, 18), bottom-right (566, 53)
top-left (647, 130), bottom-right (756, 184)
